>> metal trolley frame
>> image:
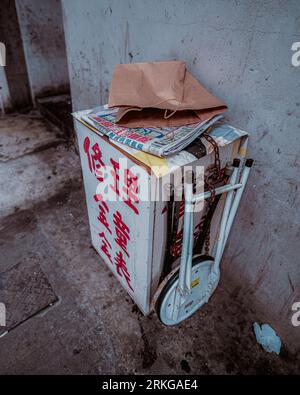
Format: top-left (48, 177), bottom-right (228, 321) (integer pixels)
top-left (154, 158), bottom-right (254, 325)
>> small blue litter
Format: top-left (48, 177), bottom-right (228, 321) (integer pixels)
top-left (253, 323), bottom-right (281, 355)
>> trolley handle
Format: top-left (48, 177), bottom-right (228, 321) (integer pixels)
top-left (245, 158), bottom-right (254, 167)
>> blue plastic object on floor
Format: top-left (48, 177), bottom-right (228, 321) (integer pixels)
top-left (253, 323), bottom-right (281, 355)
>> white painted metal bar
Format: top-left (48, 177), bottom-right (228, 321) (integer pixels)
top-left (185, 202), bottom-right (194, 291)
top-left (178, 179), bottom-right (193, 292)
top-left (212, 164), bottom-right (240, 274)
top-left (192, 183), bottom-right (242, 203)
top-left (221, 163), bottom-right (252, 256)
top-left (172, 171), bottom-right (193, 320)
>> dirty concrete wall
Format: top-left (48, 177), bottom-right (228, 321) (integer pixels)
top-left (61, 0), bottom-right (300, 351)
top-left (0, 68), bottom-right (12, 113)
top-left (15, 0), bottom-right (70, 101)
top-left (0, 0), bottom-right (32, 111)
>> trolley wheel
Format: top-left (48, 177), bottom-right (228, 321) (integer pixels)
top-left (156, 255), bottom-right (215, 326)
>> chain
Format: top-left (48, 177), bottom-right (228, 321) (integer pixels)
top-left (202, 129), bottom-right (226, 255)
top-left (168, 128), bottom-right (227, 259)
top-left (202, 130), bottom-right (224, 194)
top-left (204, 228), bottom-right (210, 255)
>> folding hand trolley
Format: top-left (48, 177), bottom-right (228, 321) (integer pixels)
top-left (154, 158), bottom-right (253, 325)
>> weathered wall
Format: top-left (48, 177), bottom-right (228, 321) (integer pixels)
top-left (0, 67), bottom-right (12, 113)
top-left (61, 0), bottom-right (300, 351)
top-left (0, 0), bottom-right (32, 111)
top-left (15, 0), bottom-right (70, 100)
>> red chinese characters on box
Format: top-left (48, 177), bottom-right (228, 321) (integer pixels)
top-left (83, 136), bottom-right (106, 182)
top-left (83, 136), bottom-right (140, 216)
top-left (114, 251), bottom-right (133, 291)
top-left (110, 159), bottom-right (139, 216)
top-left (94, 194), bottom-right (112, 235)
top-left (83, 135), bottom-right (136, 292)
top-left (113, 210), bottom-right (130, 257)
top-left (113, 210), bottom-right (133, 290)
top-left (97, 209), bottom-right (133, 291)
top-left (98, 231), bottom-right (113, 264)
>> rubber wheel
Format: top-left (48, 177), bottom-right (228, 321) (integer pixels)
top-left (156, 255), bottom-right (214, 326)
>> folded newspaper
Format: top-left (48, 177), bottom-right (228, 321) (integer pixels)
top-left (81, 105), bottom-right (223, 157)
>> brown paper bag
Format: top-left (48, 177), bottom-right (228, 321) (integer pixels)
top-left (108, 60), bottom-right (227, 128)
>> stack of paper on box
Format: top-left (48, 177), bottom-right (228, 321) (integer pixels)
top-left (82, 61), bottom-right (229, 158)
top-left (82, 105), bottom-right (224, 157)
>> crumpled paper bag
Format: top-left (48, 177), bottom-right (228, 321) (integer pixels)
top-left (108, 60), bottom-right (227, 128)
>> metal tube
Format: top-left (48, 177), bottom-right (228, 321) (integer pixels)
top-left (173, 170), bottom-right (194, 321)
top-left (222, 164), bottom-right (252, 255)
top-left (192, 183), bottom-right (242, 203)
top-left (178, 179), bottom-right (193, 291)
top-left (185, 203), bottom-right (194, 291)
top-left (212, 165), bottom-right (240, 273)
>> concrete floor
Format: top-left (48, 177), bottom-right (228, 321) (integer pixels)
top-left (0, 112), bottom-right (299, 375)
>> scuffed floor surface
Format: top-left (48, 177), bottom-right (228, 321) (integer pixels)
top-left (0, 112), bottom-right (299, 375)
